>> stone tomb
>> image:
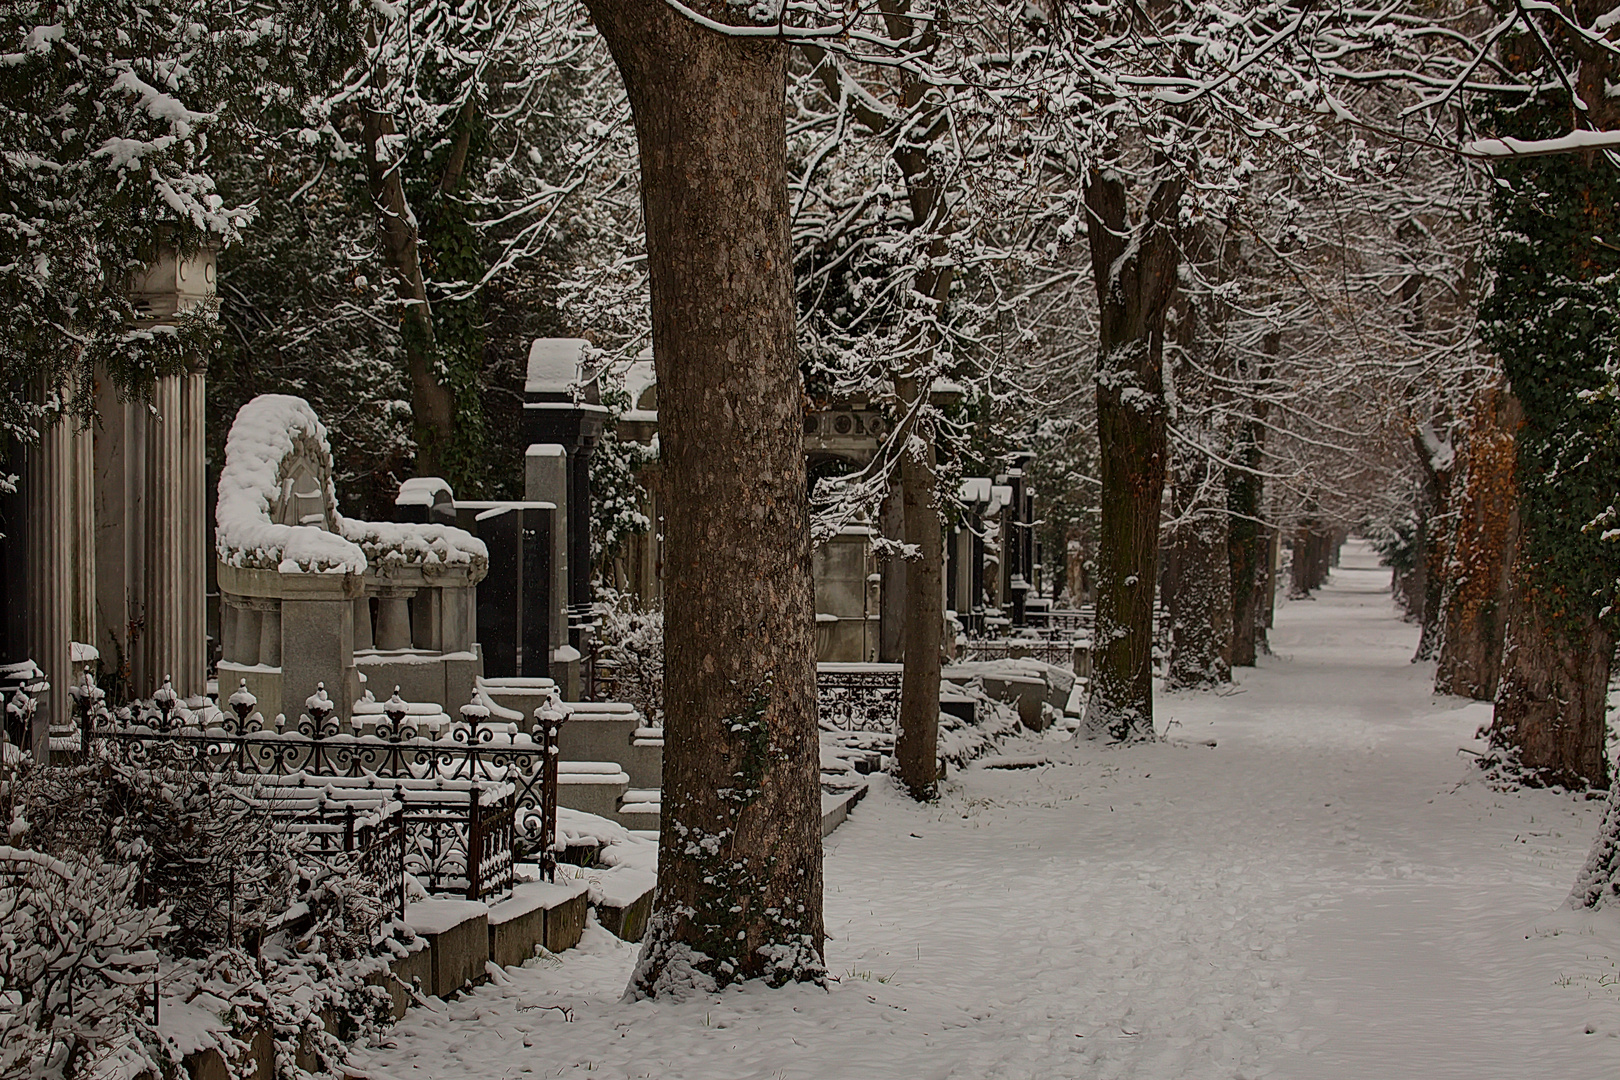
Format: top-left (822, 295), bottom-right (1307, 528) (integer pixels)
top-left (215, 395), bottom-right (488, 720)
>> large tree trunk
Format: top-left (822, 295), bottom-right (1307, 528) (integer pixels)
top-left (895, 413), bottom-right (942, 798)
top-left (360, 102), bottom-right (455, 478)
top-left (1167, 499), bottom-right (1232, 689)
top-left (1288, 522), bottom-right (1315, 598)
top-left (1166, 388), bottom-right (1232, 688)
top-left (1489, 556), bottom-right (1612, 790)
top-left (1410, 426), bottom-right (1454, 661)
top-left (583, 2), bottom-right (823, 994)
top-left (1435, 383), bottom-right (1520, 700)
top-left (1083, 172), bottom-right (1180, 741)
top-left (1226, 333), bottom-right (1274, 668)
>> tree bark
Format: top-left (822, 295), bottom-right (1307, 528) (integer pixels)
top-left (1226, 334), bottom-right (1274, 667)
top-left (582, 1), bottom-right (823, 994)
top-left (1410, 426), bottom-right (1454, 661)
top-left (360, 101), bottom-right (455, 478)
top-left (895, 409), bottom-right (942, 798)
top-left (1166, 471), bottom-right (1232, 689)
top-left (1434, 382), bottom-right (1520, 701)
top-left (1288, 522), bottom-right (1315, 599)
top-left (1083, 172), bottom-right (1180, 741)
top-left (1488, 556), bottom-right (1612, 790)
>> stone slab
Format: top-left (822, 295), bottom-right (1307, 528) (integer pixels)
top-left (624, 738), bottom-right (663, 789)
top-left (375, 942), bottom-right (433, 1019)
top-left (556, 766), bottom-right (630, 819)
top-left (821, 781), bottom-right (869, 838)
top-left (545, 888), bottom-right (589, 953)
top-left (557, 712), bottom-right (638, 768)
top-left (405, 899), bottom-right (490, 998)
top-left (592, 866), bottom-right (657, 943)
top-left (486, 878), bottom-right (591, 966)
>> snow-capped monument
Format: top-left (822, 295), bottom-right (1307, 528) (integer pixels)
top-left (215, 394), bottom-right (488, 721)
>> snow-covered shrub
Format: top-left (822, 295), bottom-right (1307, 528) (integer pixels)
top-left (1569, 783), bottom-right (1620, 911)
top-left (594, 589), bottom-right (663, 725)
top-left (935, 681), bottom-right (1023, 766)
top-left (10, 750), bottom-right (395, 1078)
top-left (14, 750), bottom-right (298, 958)
top-left (0, 843), bottom-right (170, 1080)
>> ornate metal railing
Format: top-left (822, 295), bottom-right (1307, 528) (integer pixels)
top-left (1024, 608), bottom-right (1094, 635)
top-left (79, 679), bottom-right (569, 894)
top-left (959, 639), bottom-right (1078, 668)
top-left (815, 666), bottom-right (901, 733)
top-left (276, 796), bottom-right (408, 925)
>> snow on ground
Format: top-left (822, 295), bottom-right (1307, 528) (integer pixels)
top-left (350, 542), bottom-right (1620, 1079)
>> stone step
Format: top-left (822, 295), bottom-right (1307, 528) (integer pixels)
top-left (821, 781), bottom-right (868, 838)
top-left (487, 877), bottom-right (591, 965)
top-left (590, 864), bottom-right (658, 942)
top-left (556, 760), bottom-right (629, 820)
top-left (617, 787), bottom-right (661, 832)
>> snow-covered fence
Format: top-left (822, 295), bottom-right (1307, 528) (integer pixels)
top-left (1026, 607), bottom-right (1095, 636)
top-left (257, 787), bottom-right (408, 924)
top-left (816, 664), bottom-right (901, 733)
top-left (961, 638), bottom-right (1078, 669)
top-left (78, 681), bottom-right (568, 900)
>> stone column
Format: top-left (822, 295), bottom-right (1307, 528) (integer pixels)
top-left (70, 421), bottom-right (96, 660)
top-left (521, 505), bottom-right (552, 680)
top-left (180, 362), bottom-right (207, 698)
top-left (1007, 465), bottom-right (1029, 627)
top-left (232, 601), bottom-right (262, 666)
top-left (970, 518), bottom-right (986, 621)
top-left (24, 414), bottom-right (72, 756)
top-left (127, 244), bottom-right (214, 701)
top-left (257, 601), bottom-right (282, 668)
top-left (411, 588), bottom-right (442, 652)
top-left (94, 391), bottom-right (146, 699)
top-left (141, 373), bottom-right (185, 698)
top-left (353, 596), bottom-right (374, 652)
top-left (525, 444), bottom-right (574, 690)
top-left (219, 598), bottom-right (238, 663)
top-left (568, 437), bottom-right (595, 651)
top-left (374, 589), bottom-right (414, 650)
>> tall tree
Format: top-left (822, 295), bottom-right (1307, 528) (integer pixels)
top-left (0, 0), bottom-right (359, 448)
top-left (581, 0), bottom-right (824, 996)
top-left (1478, 13), bottom-right (1620, 791)
top-left (1083, 169), bottom-right (1180, 734)
top-left (1227, 330), bottom-right (1277, 667)
top-left (1433, 381), bottom-right (1519, 701)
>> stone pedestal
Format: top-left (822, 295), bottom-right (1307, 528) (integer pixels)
top-left (525, 446), bottom-right (571, 670)
top-left (277, 570), bottom-right (361, 722)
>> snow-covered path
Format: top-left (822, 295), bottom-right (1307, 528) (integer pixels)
top-left (351, 542), bottom-right (1620, 1079)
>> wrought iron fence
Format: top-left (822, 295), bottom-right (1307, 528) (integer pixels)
top-left (958, 639), bottom-right (1078, 668)
top-left (79, 680), bottom-right (568, 898)
top-left (816, 666), bottom-right (901, 733)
